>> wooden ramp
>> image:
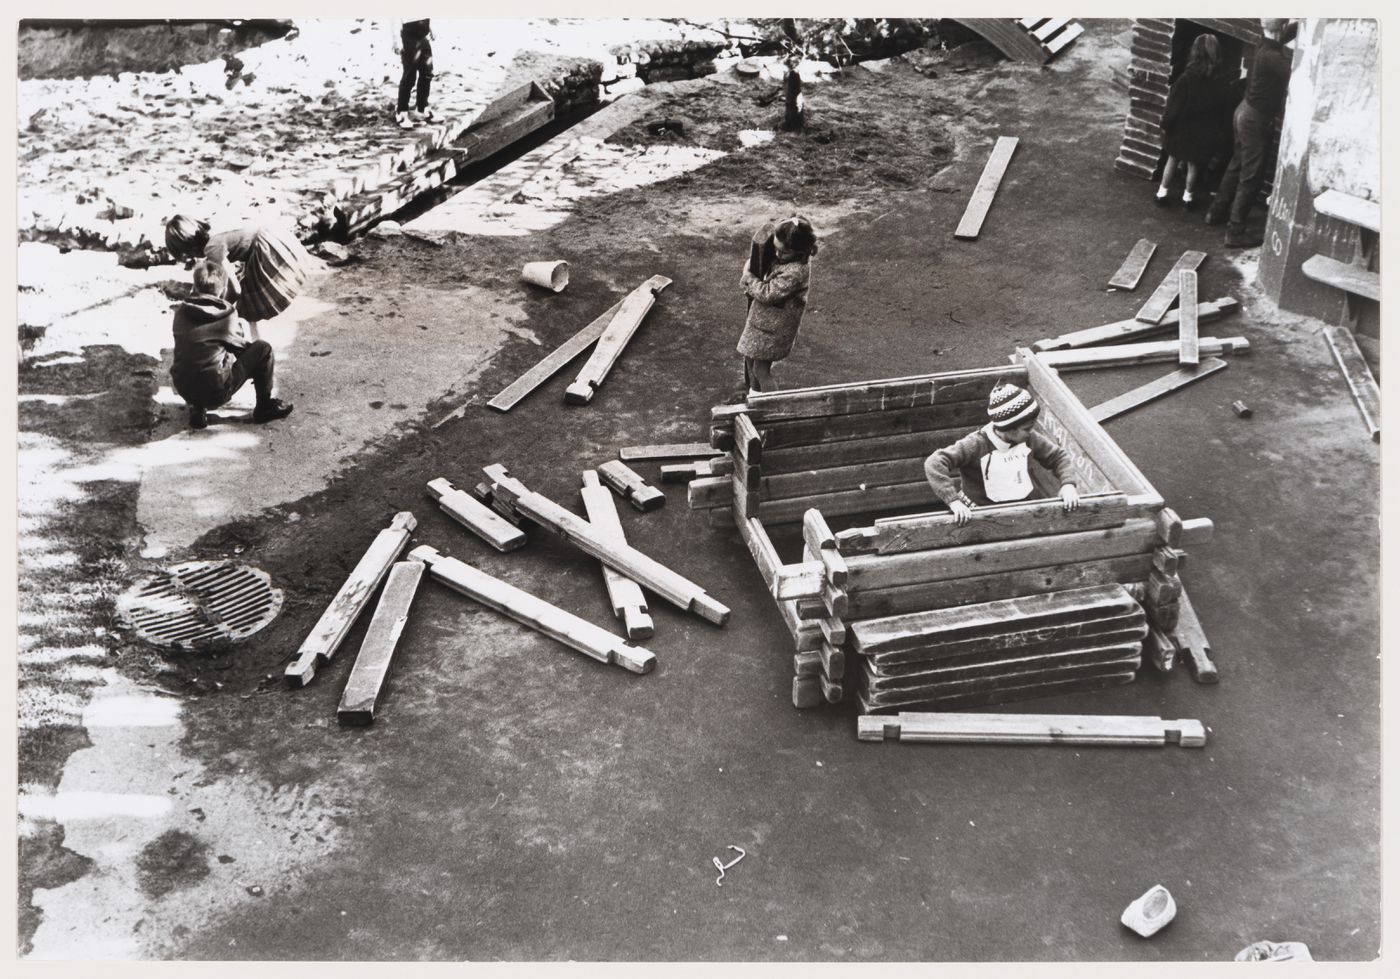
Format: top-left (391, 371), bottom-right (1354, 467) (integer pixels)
top-left (952, 18), bottom-right (1085, 64)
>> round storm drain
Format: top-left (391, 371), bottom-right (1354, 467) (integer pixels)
top-left (117, 561), bottom-right (284, 652)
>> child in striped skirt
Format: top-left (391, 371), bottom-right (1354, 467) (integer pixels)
top-left (165, 215), bottom-right (324, 324)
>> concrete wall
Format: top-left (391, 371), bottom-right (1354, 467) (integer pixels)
top-left (1258, 18), bottom-right (1380, 333)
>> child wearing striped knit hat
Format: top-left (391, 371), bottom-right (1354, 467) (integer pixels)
top-left (923, 380), bottom-right (1081, 525)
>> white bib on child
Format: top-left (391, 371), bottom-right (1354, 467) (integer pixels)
top-left (981, 424), bottom-right (1034, 503)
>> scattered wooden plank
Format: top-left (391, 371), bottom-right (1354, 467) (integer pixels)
top-left (427, 477), bottom-right (528, 552)
top-left (1302, 254), bottom-right (1379, 302)
top-left (835, 493), bottom-right (1131, 555)
top-left (954, 135), bottom-right (1019, 240)
top-left (285, 512), bottom-right (417, 687)
top-left (1089, 358), bottom-right (1228, 423)
top-left (1032, 17), bottom-right (1070, 42)
top-left (1177, 270), bottom-right (1200, 365)
top-left (337, 560), bottom-right (425, 726)
top-left (1107, 238), bottom-right (1157, 290)
top-left (858, 711), bottom-right (1206, 747)
top-left (1322, 326), bottom-right (1380, 441)
top-left (597, 460), bottom-right (666, 512)
top-left (469, 481), bottom-right (528, 529)
top-left (484, 465), bottom-right (729, 625)
top-left (1035, 336), bottom-right (1249, 371)
top-left (580, 471), bottom-right (654, 641)
top-left (564, 276), bottom-right (672, 404)
top-left (1135, 250), bottom-right (1207, 323)
top-left (620, 443), bottom-right (721, 462)
top-left (484, 275), bottom-right (672, 412)
top-left (1174, 587), bottom-right (1218, 683)
top-left (1044, 21), bottom-right (1085, 56)
top-left (411, 545), bottom-right (655, 674)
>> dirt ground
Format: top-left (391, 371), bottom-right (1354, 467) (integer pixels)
top-left (17, 20), bottom-right (1380, 962)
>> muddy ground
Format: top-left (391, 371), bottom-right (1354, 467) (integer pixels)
top-left (18, 21), bottom-right (1379, 962)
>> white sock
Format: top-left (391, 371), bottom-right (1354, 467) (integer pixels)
top-left (1155, 186), bottom-right (1170, 198)
top-left (1182, 190), bottom-right (1195, 203)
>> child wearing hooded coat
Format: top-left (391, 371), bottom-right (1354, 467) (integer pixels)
top-left (170, 260), bottom-right (294, 430)
top-left (737, 215), bottom-right (818, 395)
top-left (924, 380), bottom-right (1080, 525)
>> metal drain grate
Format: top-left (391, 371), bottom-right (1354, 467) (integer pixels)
top-left (117, 561), bottom-right (284, 651)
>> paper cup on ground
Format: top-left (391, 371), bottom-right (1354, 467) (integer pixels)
top-left (522, 260), bottom-right (569, 292)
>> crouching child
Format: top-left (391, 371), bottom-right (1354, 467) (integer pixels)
top-left (924, 380), bottom-right (1080, 525)
top-left (170, 260), bottom-right (294, 430)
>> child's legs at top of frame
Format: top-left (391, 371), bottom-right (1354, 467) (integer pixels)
top-left (412, 37), bottom-right (433, 111)
top-left (748, 357), bottom-right (775, 393)
top-left (397, 44), bottom-right (418, 112)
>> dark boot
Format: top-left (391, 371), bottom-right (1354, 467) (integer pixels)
top-left (252, 398), bottom-right (294, 423)
top-left (189, 404), bottom-right (208, 430)
top-left (1204, 203), bottom-right (1229, 226)
top-left (1224, 224), bottom-right (1263, 248)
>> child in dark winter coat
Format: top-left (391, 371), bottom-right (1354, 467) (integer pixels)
top-left (924, 380), bottom-right (1080, 524)
top-left (1155, 33), bottom-right (1236, 210)
top-left (170, 261), bottom-right (294, 430)
top-left (737, 215), bottom-right (818, 395)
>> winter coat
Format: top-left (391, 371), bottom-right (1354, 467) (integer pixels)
top-left (1161, 68), bottom-right (1237, 165)
top-left (924, 424), bottom-right (1078, 506)
top-left (169, 293), bottom-right (248, 408)
top-left (736, 257), bottom-right (811, 362)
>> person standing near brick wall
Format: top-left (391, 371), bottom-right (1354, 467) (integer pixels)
top-left (1205, 18), bottom-right (1295, 247)
top-left (393, 19), bottom-right (435, 130)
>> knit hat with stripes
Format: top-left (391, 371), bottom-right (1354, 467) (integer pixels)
top-left (988, 381), bottom-right (1040, 429)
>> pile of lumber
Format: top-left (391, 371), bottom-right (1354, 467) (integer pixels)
top-left (852, 584), bottom-right (1148, 712)
top-left (694, 352), bottom-right (1218, 710)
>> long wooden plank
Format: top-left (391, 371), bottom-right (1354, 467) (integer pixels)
top-left (867, 620), bottom-right (1148, 673)
top-left (1313, 189), bottom-right (1380, 233)
top-left (1173, 587), bottom-right (1218, 683)
top-left (756, 401), bottom-right (988, 451)
top-left (858, 652), bottom-right (1142, 710)
top-left (844, 517), bottom-right (1165, 591)
top-left (580, 471), bottom-right (654, 641)
top-left (1323, 326), bottom-right (1380, 440)
top-left (858, 711), bottom-right (1206, 746)
top-left (852, 583), bottom-right (1139, 652)
top-left (336, 560), bottom-right (425, 726)
top-left (485, 275), bottom-right (672, 411)
top-left (761, 456), bottom-right (928, 500)
top-left (755, 480), bottom-right (939, 525)
top-left (484, 465), bottom-right (729, 625)
top-left (1044, 21), bottom-right (1085, 56)
top-left (846, 553), bottom-right (1155, 619)
top-left (954, 135), bottom-right (1019, 240)
top-left (762, 426), bottom-right (975, 473)
top-left (1033, 298), bottom-right (1238, 352)
top-left (1135, 250), bottom-right (1207, 323)
top-left (1090, 359), bottom-right (1229, 423)
top-left (1018, 348), bottom-right (1159, 499)
top-left (863, 641), bottom-right (1148, 692)
top-left (835, 492), bottom-right (1131, 555)
top-left (1178, 270), bottom-right (1200, 365)
top-left (1031, 17), bottom-right (1070, 42)
top-left (411, 546), bottom-right (655, 674)
top-left (427, 478), bottom-right (528, 552)
top-left (1302, 254), bottom-right (1380, 302)
top-left (858, 671), bottom-right (1136, 714)
top-left (1036, 336), bottom-right (1249, 371)
top-left (565, 276), bottom-right (672, 404)
top-left (285, 512), bottom-right (417, 687)
top-left (1107, 238), bottom-right (1157, 290)
top-left (619, 443), bottom-right (721, 462)
top-left (743, 365), bottom-right (1015, 423)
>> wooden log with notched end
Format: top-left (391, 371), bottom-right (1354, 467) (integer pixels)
top-left (597, 460), bottom-right (665, 512)
top-left (564, 276), bottom-right (672, 404)
top-left (1173, 587), bottom-right (1217, 683)
top-left (580, 470), bottom-right (654, 640)
top-left (483, 464), bottom-right (729, 625)
top-left (285, 511), bottom-right (417, 687)
top-left (857, 711), bottom-right (1207, 746)
top-left (427, 477), bottom-right (527, 552)
top-left (411, 545), bottom-right (655, 674)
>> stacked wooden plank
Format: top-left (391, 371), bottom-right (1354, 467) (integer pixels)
top-left (693, 352), bottom-right (1217, 710)
top-left (851, 584), bottom-right (1148, 712)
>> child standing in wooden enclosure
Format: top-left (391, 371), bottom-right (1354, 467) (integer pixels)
top-left (165, 215), bottom-right (323, 325)
top-left (737, 215), bottom-right (818, 396)
top-left (923, 380), bottom-right (1080, 525)
top-left (1154, 33), bottom-right (1236, 211)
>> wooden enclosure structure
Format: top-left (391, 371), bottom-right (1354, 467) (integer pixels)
top-left (691, 350), bottom-right (1213, 711)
